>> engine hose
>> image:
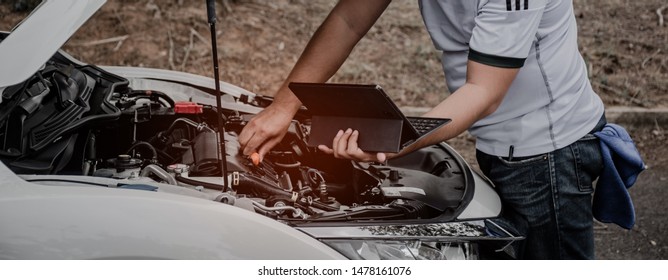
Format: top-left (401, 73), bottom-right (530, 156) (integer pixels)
top-left (140, 164), bottom-right (177, 185)
top-left (161, 118), bottom-right (214, 138)
top-left (175, 175), bottom-right (225, 190)
top-left (311, 200), bottom-right (340, 211)
top-left (127, 141), bottom-right (158, 160)
top-left (236, 173), bottom-right (291, 197)
top-left (191, 159), bottom-right (221, 176)
top-left (176, 172), bottom-right (287, 194)
top-left (128, 90), bottom-right (175, 108)
top-left (251, 200), bottom-right (301, 215)
top-left (272, 161), bottom-right (301, 169)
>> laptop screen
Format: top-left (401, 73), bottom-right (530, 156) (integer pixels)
top-left (288, 83), bottom-right (405, 120)
top-left (289, 82), bottom-right (418, 152)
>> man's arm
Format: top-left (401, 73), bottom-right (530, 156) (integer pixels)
top-left (400, 60), bottom-right (519, 152)
top-left (320, 60), bottom-right (519, 162)
top-left (238, 0), bottom-right (391, 160)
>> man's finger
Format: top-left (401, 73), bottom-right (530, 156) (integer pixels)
top-left (376, 152), bottom-right (387, 163)
top-left (318, 145), bottom-right (334, 154)
top-left (242, 132), bottom-right (264, 156)
top-left (336, 128), bottom-right (353, 157)
top-left (237, 126), bottom-right (254, 150)
top-left (347, 130), bottom-right (360, 154)
top-left (332, 129), bottom-right (344, 158)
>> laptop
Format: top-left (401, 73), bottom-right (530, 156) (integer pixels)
top-left (288, 82), bottom-right (451, 153)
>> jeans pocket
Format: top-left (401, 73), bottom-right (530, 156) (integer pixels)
top-left (572, 138), bottom-right (603, 193)
top-left (496, 153), bottom-right (548, 168)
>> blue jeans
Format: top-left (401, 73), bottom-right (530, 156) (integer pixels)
top-left (476, 115), bottom-right (606, 259)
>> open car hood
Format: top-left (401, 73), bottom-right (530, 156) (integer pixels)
top-left (0, 0), bottom-right (106, 89)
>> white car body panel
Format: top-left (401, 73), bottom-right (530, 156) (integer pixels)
top-left (101, 66), bottom-right (263, 114)
top-left (0, 162), bottom-right (345, 260)
top-left (456, 171), bottom-right (502, 219)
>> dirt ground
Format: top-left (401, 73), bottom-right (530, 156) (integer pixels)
top-left (1, 0), bottom-right (666, 259)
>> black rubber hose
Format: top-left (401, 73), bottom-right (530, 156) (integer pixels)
top-left (175, 175), bottom-right (224, 190)
top-left (175, 172), bottom-right (290, 195)
top-left (311, 200), bottom-right (340, 212)
top-left (272, 161), bottom-right (301, 169)
top-left (159, 118), bottom-right (213, 140)
top-left (126, 141), bottom-right (158, 160)
top-left (128, 90), bottom-right (175, 108)
top-left (237, 173), bottom-right (291, 197)
top-left (190, 159), bottom-right (221, 176)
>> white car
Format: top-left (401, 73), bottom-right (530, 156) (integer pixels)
top-left (0, 0), bottom-right (520, 260)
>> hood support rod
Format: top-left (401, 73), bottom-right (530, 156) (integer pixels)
top-left (206, 0), bottom-right (229, 192)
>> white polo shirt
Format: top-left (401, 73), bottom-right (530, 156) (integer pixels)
top-left (419, 0), bottom-right (604, 157)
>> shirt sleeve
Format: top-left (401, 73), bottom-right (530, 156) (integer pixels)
top-left (468, 0), bottom-right (548, 68)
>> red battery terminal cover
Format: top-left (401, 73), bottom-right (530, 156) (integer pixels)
top-left (174, 101), bottom-right (204, 114)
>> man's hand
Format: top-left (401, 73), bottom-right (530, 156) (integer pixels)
top-left (317, 128), bottom-right (391, 163)
top-left (238, 103), bottom-right (295, 162)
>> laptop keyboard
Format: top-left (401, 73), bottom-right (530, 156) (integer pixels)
top-left (407, 117), bottom-right (450, 135)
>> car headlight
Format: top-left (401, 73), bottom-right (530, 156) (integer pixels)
top-left (322, 239), bottom-right (478, 260)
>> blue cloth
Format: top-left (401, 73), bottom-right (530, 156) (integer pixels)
top-left (593, 124), bottom-right (645, 229)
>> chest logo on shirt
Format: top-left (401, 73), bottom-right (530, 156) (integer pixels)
top-left (506, 0), bottom-right (529, 11)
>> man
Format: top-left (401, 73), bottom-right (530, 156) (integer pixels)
top-left (239, 0), bottom-right (605, 259)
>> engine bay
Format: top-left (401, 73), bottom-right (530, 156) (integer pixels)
top-left (0, 53), bottom-right (473, 224)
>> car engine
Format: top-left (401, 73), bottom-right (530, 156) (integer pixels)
top-left (0, 53), bottom-right (473, 224)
